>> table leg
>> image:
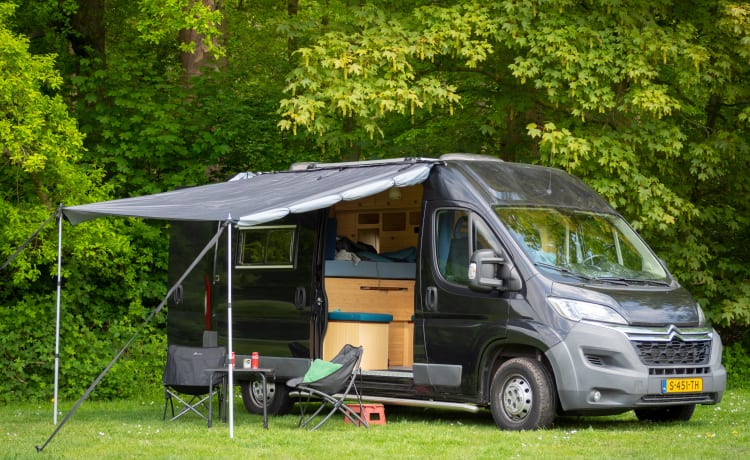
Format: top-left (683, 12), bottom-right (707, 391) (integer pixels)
top-left (221, 373), bottom-right (227, 423)
top-left (208, 372), bottom-right (215, 428)
top-left (261, 374), bottom-right (268, 429)
top-left (207, 370), bottom-right (269, 429)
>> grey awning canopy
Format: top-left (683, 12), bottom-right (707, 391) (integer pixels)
top-left (62, 159), bottom-right (437, 226)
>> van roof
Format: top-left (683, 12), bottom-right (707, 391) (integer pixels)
top-left (436, 156), bottom-right (615, 213)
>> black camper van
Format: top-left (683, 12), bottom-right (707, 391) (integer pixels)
top-left (166, 154), bottom-right (725, 430)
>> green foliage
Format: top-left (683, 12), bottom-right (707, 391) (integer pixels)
top-left (1, 215), bottom-right (169, 402)
top-left (0, 292), bottom-right (165, 403)
top-left (3, 0), bottom-right (750, 405)
top-left (0, 4), bottom-right (82, 179)
top-left (278, 3), bottom-right (464, 158)
top-left (9, 0), bottom-right (79, 57)
top-left (0, 2), bottom-right (167, 403)
top-left (71, 53), bottom-right (219, 195)
top-left (723, 342), bottom-right (750, 389)
top-left (136, 0), bottom-right (225, 58)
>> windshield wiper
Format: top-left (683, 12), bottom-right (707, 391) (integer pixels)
top-left (534, 262), bottom-right (592, 281)
top-left (593, 276), bottom-right (670, 286)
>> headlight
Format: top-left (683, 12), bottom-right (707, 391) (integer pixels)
top-left (548, 297), bottom-right (627, 325)
top-left (696, 303), bottom-right (707, 326)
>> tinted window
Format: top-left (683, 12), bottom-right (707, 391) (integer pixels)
top-left (435, 209), bottom-right (502, 285)
top-left (237, 225), bottom-right (297, 269)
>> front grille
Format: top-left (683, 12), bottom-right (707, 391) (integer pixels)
top-left (641, 393), bottom-right (716, 404)
top-left (632, 339), bottom-right (711, 366)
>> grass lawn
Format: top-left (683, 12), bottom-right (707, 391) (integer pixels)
top-left (4, 388), bottom-right (748, 459)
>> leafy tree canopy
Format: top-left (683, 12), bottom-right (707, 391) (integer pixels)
top-left (278, 1), bottom-right (750, 334)
top-left (2, 0), bottom-right (749, 402)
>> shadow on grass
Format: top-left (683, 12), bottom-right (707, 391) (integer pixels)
top-left (54, 396), bottom-right (721, 433)
top-left (356, 403), bottom-right (707, 431)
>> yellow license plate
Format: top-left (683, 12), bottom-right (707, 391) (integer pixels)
top-left (661, 378), bottom-right (703, 394)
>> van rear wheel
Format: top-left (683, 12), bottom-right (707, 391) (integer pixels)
top-left (490, 357), bottom-right (556, 430)
top-left (240, 380), bottom-right (294, 416)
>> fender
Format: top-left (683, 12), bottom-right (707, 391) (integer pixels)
top-left (476, 319), bottom-right (565, 403)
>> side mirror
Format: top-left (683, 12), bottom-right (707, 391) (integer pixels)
top-left (468, 249), bottom-right (522, 292)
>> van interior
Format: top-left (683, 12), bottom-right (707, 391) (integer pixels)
top-left (322, 184), bottom-right (423, 371)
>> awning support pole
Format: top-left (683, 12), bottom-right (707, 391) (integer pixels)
top-left (227, 214), bottom-right (234, 439)
top-left (54, 208), bottom-right (63, 425)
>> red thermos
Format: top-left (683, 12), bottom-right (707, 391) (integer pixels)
top-left (251, 352), bottom-right (259, 369)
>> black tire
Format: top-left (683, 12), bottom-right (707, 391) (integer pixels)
top-left (240, 380), bottom-right (294, 416)
top-left (634, 404), bottom-right (696, 422)
top-left (490, 357), bottom-right (556, 430)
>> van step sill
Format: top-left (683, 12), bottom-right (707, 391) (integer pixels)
top-left (355, 395), bottom-right (481, 413)
top-left (361, 369), bottom-right (413, 379)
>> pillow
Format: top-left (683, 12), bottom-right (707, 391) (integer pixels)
top-left (302, 359), bottom-right (343, 383)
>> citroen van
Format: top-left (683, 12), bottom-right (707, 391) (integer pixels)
top-left (166, 154), bottom-right (725, 430)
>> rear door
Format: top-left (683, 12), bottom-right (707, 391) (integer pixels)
top-left (213, 210), bottom-right (325, 359)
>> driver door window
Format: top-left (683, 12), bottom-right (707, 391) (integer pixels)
top-left (435, 210), bottom-right (501, 285)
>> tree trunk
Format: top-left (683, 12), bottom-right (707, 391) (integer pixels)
top-left (287, 0), bottom-right (299, 57)
top-left (180, 0), bottom-right (225, 79)
top-left (71, 0), bottom-right (106, 59)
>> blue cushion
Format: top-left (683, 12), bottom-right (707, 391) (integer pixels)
top-left (328, 310), bottom-right (393, 323)
top-left (380, 246), bottom-right (417, 262)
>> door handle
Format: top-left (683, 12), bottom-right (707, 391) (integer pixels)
top-left (425, 286), bottom-right (438, 311)
top-left (173, 284), bottom-right (183, 304)
top-left (294, 286), bottom-right (307, 310)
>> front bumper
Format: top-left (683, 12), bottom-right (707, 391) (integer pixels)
top-left (546, 321), bottom-right (726, 413)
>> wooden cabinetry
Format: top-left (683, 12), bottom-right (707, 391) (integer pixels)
top-left (322, 321), bottom-right (389, 370)
top-left (332, 185), bottom-right (422, 253)
top-left (324, 277), bottom-right (415, 368)
top-left (325, 277), bottom-right (414, 320)
top-left (388, 320), bottom-right (414, 367)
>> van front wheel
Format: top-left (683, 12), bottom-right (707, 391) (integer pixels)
top-left (240, 380), bottom-right (294, 416)
top-left (490, 357), bottom-right (556, 430)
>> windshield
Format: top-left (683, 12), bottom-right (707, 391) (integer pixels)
top-left (495, 207), bottom-right (669, 283)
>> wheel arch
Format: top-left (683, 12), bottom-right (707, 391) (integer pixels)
top-left (479, 344), bottom-right (557, 404)
top-left (478, 322), bottom-right (563, 406)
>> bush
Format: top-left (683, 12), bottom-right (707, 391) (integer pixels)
top-left (0, 296), bottom-right (166, 403)
top-left (1, 216), bottom-right (169, 403)
top-left (722, 342), bottom-right (750, 389)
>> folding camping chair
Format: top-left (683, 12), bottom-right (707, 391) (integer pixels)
top-left (286, 344), bottom-right (368, 431)
top-left (162, 344), bottom-right (227, 424)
